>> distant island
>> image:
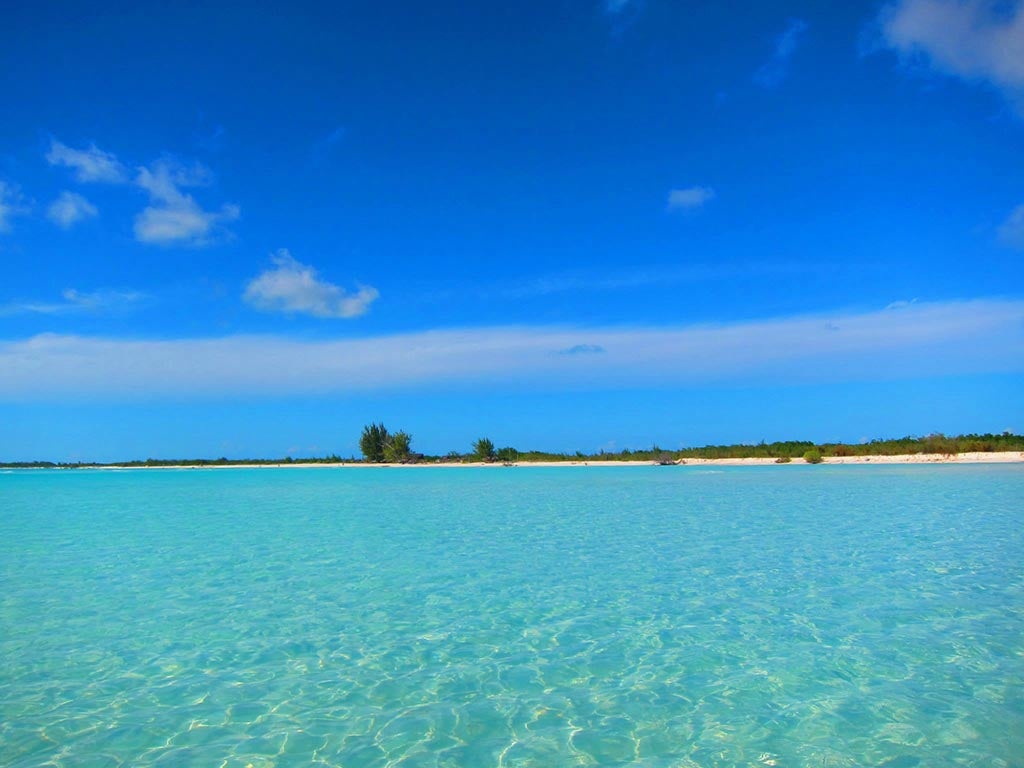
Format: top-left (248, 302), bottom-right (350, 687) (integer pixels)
top-left (3, 429), bottom-right (1022, 468)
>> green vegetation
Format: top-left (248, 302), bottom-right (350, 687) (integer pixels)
top-left (496, 446), bottom-right (519, 464)
top-left (472, 437), bottom-right (496, 462)
top-left (0, 456), bottom-right (353, 469)
top-left (359, 422), bottom-right (389, 463)
top-left (2, 431), bottom-right (1020, 469)
top-left (360, 423), bottom-right (417, 463)
top-left (803, 448), bottom-right (824, 464)
top-left (463, 431), bottom-right (1023, 464)
top-left (383, 431), bottom-right (413, 463)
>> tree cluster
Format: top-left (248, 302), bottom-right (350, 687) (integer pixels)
top-left (359, 423), bottom-right (414, 463)
top-left (467, 438), bottom-right (518, 463)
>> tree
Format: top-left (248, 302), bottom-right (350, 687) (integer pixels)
top-left (360, 423), bottom-right (389, 463)
top-left (384, 431), bottom-right (413, 463)
top-left (473, 437), bottom-right (496, 462)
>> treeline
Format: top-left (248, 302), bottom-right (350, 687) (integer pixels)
top-left (0, 456), bottom-right (350, 469)
top-left (358, 428), bottom-right (1023, 464)
top-left (110, 456), bottom-right (348, 467)
top-left (2, 432), bottom-right (1020, 468)
top-left (504, 432), bottom-right (1024, 462)
top-left (677, 432), bottom-right (1024, 460)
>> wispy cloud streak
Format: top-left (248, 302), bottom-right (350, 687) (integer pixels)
top-left (0, 289), bottom-right (146, 317)
top-left (0, 300), bottom-right (1020, 399)
top-left (754, 18), bottom-right (809, 88)
top-left (492, 262), bottom-right (813, 300)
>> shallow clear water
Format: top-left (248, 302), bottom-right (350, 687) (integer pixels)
top-left (1, 465), bottom-right (1022, 767)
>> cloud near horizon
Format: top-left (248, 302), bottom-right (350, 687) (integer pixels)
top-left (133, 159), bottom-right (239, 246)
top-left (559, 344), bottom-right (606, 356)
top-left (879, 0), bottom-right (1024, 114)
top-left (0, 299), bottom-right (1020, 399)
top-left (244, 249), bottom-right (380, 319)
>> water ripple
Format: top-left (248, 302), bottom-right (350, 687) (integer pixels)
top-left (1, 465), bottom-right (1022, 766)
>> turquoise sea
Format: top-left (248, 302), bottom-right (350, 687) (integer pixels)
top-left (1, 465), bottom-right (1022, 767)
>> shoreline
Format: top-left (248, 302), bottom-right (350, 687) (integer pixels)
top-left (24, 451), bottom-right (1022, 469)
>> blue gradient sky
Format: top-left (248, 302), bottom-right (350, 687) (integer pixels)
top-left (1, 0), bottom-right (1022, 460)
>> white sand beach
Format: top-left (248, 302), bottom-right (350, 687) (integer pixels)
top-left (104, 451), bottom-right (1024, 469)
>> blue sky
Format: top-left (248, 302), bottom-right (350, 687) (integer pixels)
top-left (1, 0), bottom-right (1022, 460)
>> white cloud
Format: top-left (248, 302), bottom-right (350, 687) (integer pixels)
top-left (44, 141), bottom-right (237, 244)
top-left (47, 191), bottom-right (98, 229)
top-left (46, 140), bottom-right (127, 183)
top-left (667, 186), bottom-right (715, 211)
top-left (244, 249), bottom-right (379, 319)
top-left (0, 181), bottom-right (30, 232)
top-left (754, 18), bottom-right (809, 88)
top-left (0, 288), bottom-right (146, 316)
top-left (133, 159), bottom-right (239, 246)
top-left (0, 299), bottom-right (1020, 399)
top-left (998, 203), bottom-right (1024, 247)
top-left (880, 0), bottom-right (1024, 113)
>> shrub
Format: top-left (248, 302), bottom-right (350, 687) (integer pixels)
top-left (775, 456), bottom-right (792, 463)
top-left (803, 448), bottom-right (824, 464)
top-left (496, 446), bottom-right (519, 464)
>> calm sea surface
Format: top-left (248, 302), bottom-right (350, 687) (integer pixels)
top-left (1, 465), bottom-right (1022, 767)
